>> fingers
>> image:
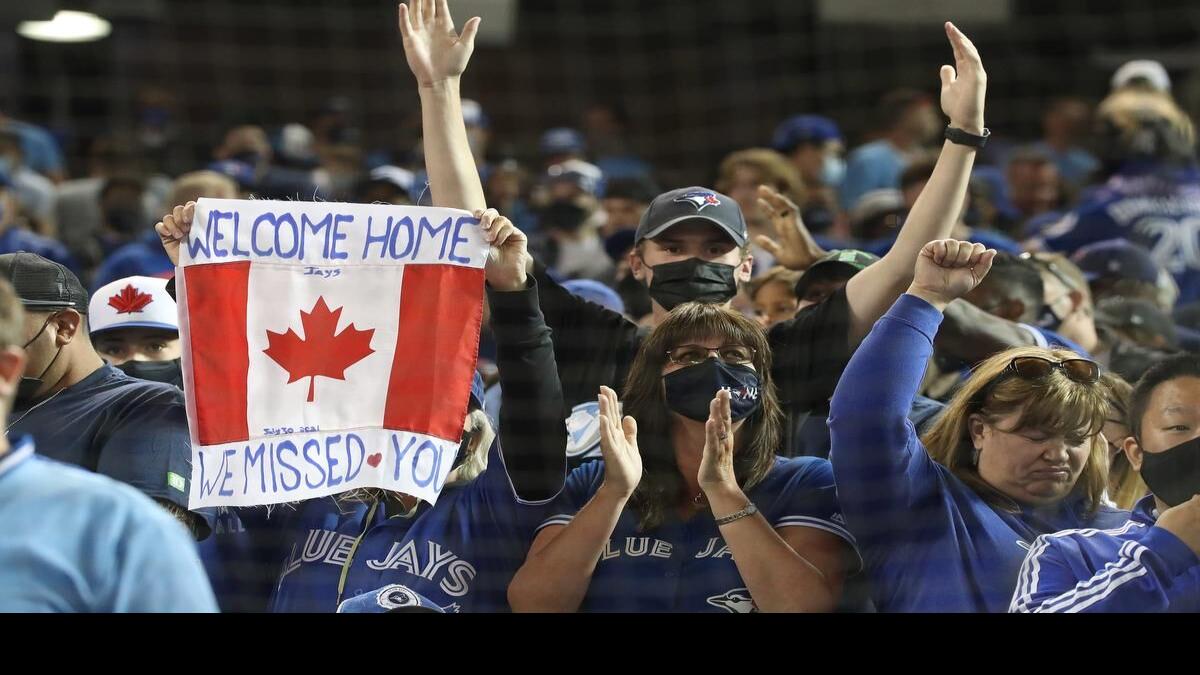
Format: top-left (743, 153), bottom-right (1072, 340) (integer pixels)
top-left (757, 184), bottom-right (798, 213)
top-left (398, 3), bottom-right (413, 36)
top-left (421, 0), bottom-right (434, 26)
top-left (928, 239), bottom-right (948, 265)
top-left (951, 240), bottom-right (976, 267)
top-left (753, 234), bottom-right (782, 257)
top-left (946, 21), bottom-right (982, 68)
top-left (181, 201), bottom-right (195, 231)
top-left (436, 0), bottom-right (451, 25)
top-left (621, 416), bottom-right (638, 446)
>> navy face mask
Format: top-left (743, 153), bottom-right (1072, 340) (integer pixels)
top-left (1139, 434), bottom-right (1200, 508)
top-left (647, 258), bottom-right (738, 311)
top-left (663, 358), bottom-right (761, 422)
top-left (117, 358), bottom-right (183, 389)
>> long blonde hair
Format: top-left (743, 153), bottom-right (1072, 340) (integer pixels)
top-left (1099, 372), bottom-right (1147, 509)
top-left (921, 346), bottom-right (1110, 515)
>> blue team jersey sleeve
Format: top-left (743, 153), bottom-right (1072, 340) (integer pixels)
top-left (764, 457), bottom-right (861, 570)
top-left (1010, 524), bottom-right (1200, 613)
top-left (110, 502), bottom-right (220, 612)
top-left (536, 460), bottom-right (605, 533)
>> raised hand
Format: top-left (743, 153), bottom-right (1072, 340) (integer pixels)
top-left (754, 185), bottom-right (827, 271)
top-left (476, 208), bottom-right (530, 292)
top-left (939, 22), bottom-right (987, 135)
top-left (596, 386), bottom-right (642, 499)
top-left (698, 389), bottom-right (739, 495)
top-left (155, 201), bottom-right (195, 266)
top-left (398, 0), bottom-right (481, 88)
top-left (908, 239), bottom-right (996, 309)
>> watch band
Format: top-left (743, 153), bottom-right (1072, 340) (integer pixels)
top-left (714, 502), bottom-right (758, 526)
top-left (944, 126), bottom-right (991, 148)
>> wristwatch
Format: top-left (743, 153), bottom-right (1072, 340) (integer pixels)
top-left (944, 126), bottom-right (990, 148)
top-left (714, 502), bottom-right (758, 526)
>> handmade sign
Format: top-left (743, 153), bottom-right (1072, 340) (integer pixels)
top-left (177, 198), bottom-right (486, 508)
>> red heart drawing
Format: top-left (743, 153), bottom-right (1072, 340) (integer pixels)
top-left (366, 453), bottom-right (382, 468)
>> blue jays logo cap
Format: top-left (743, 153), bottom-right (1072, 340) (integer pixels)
top-left (336, 584), bottom-right (446, 613)
top-left (634, 187), bottom-right (747, 247)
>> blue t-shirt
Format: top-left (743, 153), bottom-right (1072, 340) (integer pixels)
top-left (0, 227), bottom-right (81, 277)
top-left (8, 364), bottom-right (208, 535)
top-left (1010, 495), bottom-right (1199, 613)
top-left (5, 119), bottom-right (65, 177)
top-left (1037, 163), bottom-right (1200, 304)
top-left (537, 455), bottom-right (859, 612)
top-left (264, 441), bottom-right (555, 613)
top-left (91, 230), bottom-right (174, 292)
top-left (0, 439), bottom-right (217, 612)
top-left (839, 140), bottom-right (907, 211)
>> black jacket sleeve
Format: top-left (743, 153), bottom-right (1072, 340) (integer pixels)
top-left (488, 277), bottom-right (568, 502)
top-left (531, 258), bottom-right (641, 407)
top-left (768, 286), bottom-right (853, 415)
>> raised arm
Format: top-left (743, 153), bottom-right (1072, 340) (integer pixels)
top-left (843, 22), bottom-right (986, 343)
top-left (829, 241), bottom-right (995, 532)
top-left (398, 0), bottom-right (486, 212)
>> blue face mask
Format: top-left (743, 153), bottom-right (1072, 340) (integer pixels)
top-left (820, 155), bottom-right (846, 187)
top-left (663, 358), bottom-right (761, 422)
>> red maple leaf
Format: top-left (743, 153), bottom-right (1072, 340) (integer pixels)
top-left (108, 284), bottom-right (154, 314)
top-left (263, 297), bottom-right (376, 403)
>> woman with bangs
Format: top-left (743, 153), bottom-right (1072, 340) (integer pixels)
top-left (828, 239), bottom-right (1129, 612)
top-left (509, 302), bottom-right (860, 612)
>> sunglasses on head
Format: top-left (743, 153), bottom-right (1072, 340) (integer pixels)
top-left (1000, 355), bottom-right (1100, 384)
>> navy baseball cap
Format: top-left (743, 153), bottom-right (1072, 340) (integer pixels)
top-left (1094, 297), bottom-right (1178, 348)
top-left (1072, 239), bottom-right (1160, 285)
top-left (795, 249), bottom-right (879, 297)
top-left (771, 115), bottom-right (842, 153)
top-left (635, 187), bottom-right (747, 247)
top-left (206, 159), bottom-right (258, 190)
top-left (336, 584), bottom-right (446, 613)
top-left (0, 251), bottom-right (89, 314)
top-left (540, 127), bottom-right (586, 156)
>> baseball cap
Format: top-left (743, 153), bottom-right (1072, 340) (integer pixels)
top-left (206, 159), bottom-right (258, 190)
top-left (1072, 238), bottom-right (1160, 285)
top-left (336, 584), bottom-right (446, 613)
top-left (635, 187), bottom-right (747, 247)
top-left (1094, 297), bottom-right (1177, 348)
top-left (1112, 60), bottom-right (1171, 93)
top-left (563, 279), bottom-right (625, 315)
top-left (540, 127), bottom-right (586, 157)
top-left (88, 276), bottom-right (178, 336)
top-left (545, 159), bottom-right (603, 196)
top-left (771, 115), bottom-right (842, 153)
top-left (794, 249), bottom-right (879, 297)
top-left (849, 189), bottom-right (906, 231)
top-left (367, 165), bottom-right (416, 194)
top-left (462, 99), bottom-right (489, 129)
top-left (0, 251), bottom-right (89, 313)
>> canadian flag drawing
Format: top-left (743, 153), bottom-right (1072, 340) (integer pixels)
top-left (177, 198), bottom-right (486, 508)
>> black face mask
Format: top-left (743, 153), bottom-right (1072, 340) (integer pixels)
top-left (16, 315), bottom-right (64, 405)
top-left (1037, 303), bottom-right (1065, 332)
top-left (117, 358), bottom-right (183, 389)
top-left (663, 358), bottom-right (762, 423)
top-left (647, 258), bottom-right (738, 311)
top-left (105, 206), bottom-right (144, 235)
top-left (1140, 435), bottom-right (1200, 508)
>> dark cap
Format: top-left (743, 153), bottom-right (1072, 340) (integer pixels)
top-left (1095, 297), bottom-right (1177, 348)
top-left (771, 115), bottom-right (842, 153)
top-left (0, 251), bottom-right (89, 314)
top-left (794, 249), bottom-right (879, 297)
top-left (635, 187), bottom-right (747, 247)
top-left (1072, 239), bottom-right (1161, 285)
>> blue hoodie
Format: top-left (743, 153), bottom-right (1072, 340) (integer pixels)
top-left (828, 293), bottom-right (1128, 612)
top-left (1010, 494), bottom-right (1200, 612)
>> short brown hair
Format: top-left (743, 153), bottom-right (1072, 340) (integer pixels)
top-left (745, 266), bottom-right (802, 302)
top-left (169, 170), bottom-right (239, 207)
top-left (715, 148), bottom-right (806, 207)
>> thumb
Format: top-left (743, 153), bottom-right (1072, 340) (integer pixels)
top-left (754, 234), bottom-right (782, 257)
top-left (940, 65), bottom-right (956, 89)
top-left (460, 16), bottom-right (481, 45)
top-left (622, 416), bottom-right (638, 445)
top-left (973, 249), bottom-right (997, 282)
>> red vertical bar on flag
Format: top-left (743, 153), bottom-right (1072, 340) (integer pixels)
top-left (384, 264), bottom-right (484, 439)
top-left (184, 262), bottom-right (251, 444)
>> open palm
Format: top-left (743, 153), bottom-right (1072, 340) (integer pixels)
top-left (398, 0), bottom-right (481, 88)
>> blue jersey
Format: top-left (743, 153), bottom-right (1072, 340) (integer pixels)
top-left (0, 438), bottom-right (217, 612)
top-left (0, 226), bottom-right (80, 276)
top-left (829, 294), bottom-right (1128, 612)
top-left (265, 441), bottom-right (554, 613)
top-left (537, 455), bottom-right (858, 612)
top-left (1038, 163), bottom-right (1200, 304)
top-left (1010, 495), bottom-right (1200, 612)
top-left (8, 364), bottom-right (211, 535)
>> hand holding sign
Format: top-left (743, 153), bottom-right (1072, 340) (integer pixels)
top-left (476, 208), bottom-right (529, 292)
top-left (398, 0), bottom-right (481, 89)
top-left (156, 201), bottom-right (196, 266)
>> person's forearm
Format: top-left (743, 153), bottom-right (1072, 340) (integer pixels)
top-left (508, 486), bottom-right (628, 612)
top-left (844, 142), bottom-right (976, 343)
top-left (935, 298), bottom-right (1036, 364)
top-left (419, 79), bottom-right (486, 212)
top-left (706, 487), bottom-right (837, 612)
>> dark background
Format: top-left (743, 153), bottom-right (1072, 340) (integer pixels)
top-left (1, 0), bottom-right (1198, 184)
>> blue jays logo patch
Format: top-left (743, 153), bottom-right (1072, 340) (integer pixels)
top-left (377, 584), bottom-right (423, 609)
top-left (673, 190), bottom-right (722, 211)
top-left (565, 401), bottom-right (604, 458)
top-left (706, 588), bottom-right (759, 613)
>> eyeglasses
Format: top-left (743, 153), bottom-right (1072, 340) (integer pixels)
top-left (1001, 355), bottom-right (1100, 384)
top-left (665, 344), bottom-right (756, 366)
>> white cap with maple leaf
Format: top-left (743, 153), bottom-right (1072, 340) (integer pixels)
top-left (88, 275), bottom-right (178, 336)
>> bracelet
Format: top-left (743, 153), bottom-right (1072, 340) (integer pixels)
top-left (714, 502), bottom-right (758, 526)
top-left (944, 126), bottom-right (990, 148)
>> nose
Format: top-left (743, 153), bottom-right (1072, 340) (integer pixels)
top-left (1040, 439), bottom-right (1071, 465)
